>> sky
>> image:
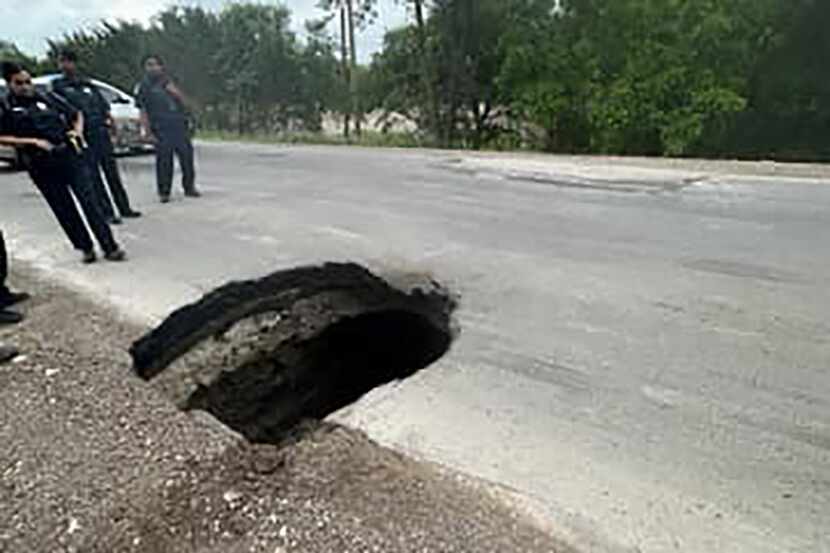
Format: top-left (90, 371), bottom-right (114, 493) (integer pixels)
top-left (0, 0), bottom-right (408, 63)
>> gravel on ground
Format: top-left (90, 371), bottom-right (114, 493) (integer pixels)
top-left (0, 264), bottom-right (566, 553)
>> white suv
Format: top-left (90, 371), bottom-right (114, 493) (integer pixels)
top-left (1, 75), bottom-right (150, 169)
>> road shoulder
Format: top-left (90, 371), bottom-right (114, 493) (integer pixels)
top-left (0, 263), bottom-right (565, 553)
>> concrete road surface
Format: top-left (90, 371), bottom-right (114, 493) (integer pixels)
top-left (1, 143), bottom-right (828, 553)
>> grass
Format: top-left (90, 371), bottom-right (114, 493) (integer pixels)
top-left (197, 129), bottom-right (426, 150)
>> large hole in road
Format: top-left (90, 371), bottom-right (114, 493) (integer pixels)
top-left (129, 263), bottom-right (457, 444)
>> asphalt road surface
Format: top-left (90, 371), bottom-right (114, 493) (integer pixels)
top-left (1, 143), bottom-right (828, 553)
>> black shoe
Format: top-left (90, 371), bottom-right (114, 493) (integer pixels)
top-left (107, 216), bottom-right (123, 225)
top-left (0, 344), bottom-right (19, 364)
top-left (0, 309), bottom-right (23, 325)
top-left (160, 195), bottom-right (171, 204)
top-left (105, 249), bottom-right (127, 262)
top-left (0, 291), bottom-right (30, 309)
top-left (82, 250), bottom-right (97, 264)
top-left (184, 189), bottom-right (201, 198)
top-left (122, 210), bottom-right (142, 218)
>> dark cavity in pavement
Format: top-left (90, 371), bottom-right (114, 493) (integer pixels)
top-left (130, 262), bottom-right (457, 443)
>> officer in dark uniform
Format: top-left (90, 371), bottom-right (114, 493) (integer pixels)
top-left (53, 50), bottom-right (141, 224)
top-left (135, 54), bottom-right (200, 203)
top-left (0, 229), bottom-right (29, 325)
top-left (0, 62), bottom-right (127, 264)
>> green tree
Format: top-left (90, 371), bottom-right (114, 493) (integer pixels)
top-left (48, 21), bottom-right (153, 91)
top-left (370, 0), bottom-right (512, 148)
top-left (499, 0), bottom-right (594, 151)
top-left (722, 0), bottom-right (830, 159)
top-left (48, 4), bottom-right (342, 135)
top-left (499, 0), bottom-right (782, 155)
top-left (0, 40), bottom-right (44, 72)
top-left (33, 0), bottom-right (827, 159)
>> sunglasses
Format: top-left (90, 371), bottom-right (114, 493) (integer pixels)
top-left (12, 79), bottom-right (32, 86)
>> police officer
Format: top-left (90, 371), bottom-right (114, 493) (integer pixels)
top-left (53, 50), bottom-right (141, 224)
top-left (0, 62), bottom-right (127, 264)
top-left (135, 54), bottom-right (200, 203)
top-left (0, 229), bottom-right (28, 325)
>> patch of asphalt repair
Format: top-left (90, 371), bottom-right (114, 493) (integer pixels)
top-left (436, 156), bottom-right (709, 195)
top-left (504, 173), bottom-right (706, 194)
top-left (0, 262), bottom-right (566, 553)
top-left (681, 258), bottom-right (802, 284)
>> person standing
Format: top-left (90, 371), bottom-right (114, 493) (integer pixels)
top-left (53, 50), bottom-right (141, 224)
top-left (0, 62), bottom-right (127, 264)
top-left (135, 54), bottom-right (200, 203)
top-left (0, 229), bottom-right (28, 326)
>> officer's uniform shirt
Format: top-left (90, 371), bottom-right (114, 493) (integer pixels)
top-left (135, 75), bottom-right (186, 128)
top-left (0, 92), bottom-right (78, 162)
top-left (52, 76), bottom-right (110, 129)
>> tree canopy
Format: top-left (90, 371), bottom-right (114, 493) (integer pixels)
top-left (2, 0), bottom-right (826, 159)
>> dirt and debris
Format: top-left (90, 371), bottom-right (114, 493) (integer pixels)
top-left (0, 264), bottom-right (567, 553)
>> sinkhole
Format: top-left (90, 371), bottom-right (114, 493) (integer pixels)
top-left (129, 262), bottom-right (457, 443)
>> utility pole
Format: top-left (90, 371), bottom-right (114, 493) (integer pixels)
top-left (345, 0), bottom-right (362, 136)
top-left (412, 0), bottom-right (437, 141)
top-left (340, 2), bottom-right (351, 139)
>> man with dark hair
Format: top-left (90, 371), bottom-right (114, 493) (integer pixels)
top-left (53, 49), bottom-right (141, 223)
top-left (136, 54), bottom-right (200, 203)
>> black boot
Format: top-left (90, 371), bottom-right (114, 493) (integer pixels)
top-left (82, 250), bottom-right (97, 264)
top-left (0, 309), bottom-right (23, 325)
top-left (0, 344), bottom-right (19, 364)
top-left (0, 290), bottom-right (30, 309)
top-left (105, 249), bottom-right (127, 262)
